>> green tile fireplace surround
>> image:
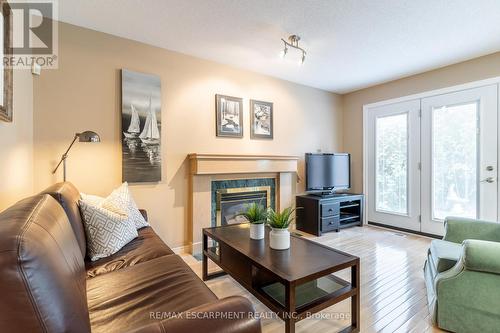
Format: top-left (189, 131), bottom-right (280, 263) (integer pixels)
top-left (211, 178), bottom-right (276, 227)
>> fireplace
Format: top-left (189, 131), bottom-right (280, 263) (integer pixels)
top-left (211, 178), bottom-right (276, 227)
top-left (216, 186), bottom-right (271, 226)
top-left (189, 153), bottom-right (298, 255)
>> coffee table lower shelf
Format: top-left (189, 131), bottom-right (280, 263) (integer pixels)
top-left (259, 275), bottom-right (353, 315)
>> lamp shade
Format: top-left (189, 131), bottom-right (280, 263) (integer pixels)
top-left (78, 131), bottom-right (100, 143)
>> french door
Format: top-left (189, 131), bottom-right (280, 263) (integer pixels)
top-left (367, 85), bottom-right (498, 236)
top-left (366, 100), bottom-right (421, 231)
top-left (420, 86), bottom-right (498, 234)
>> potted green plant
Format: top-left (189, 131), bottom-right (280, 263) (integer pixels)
top-left (238, 203), bottom-right (268, 240)
top-left (267, 206), bottom-right (298, 250)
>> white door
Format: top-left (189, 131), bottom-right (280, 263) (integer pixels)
top-left (420, 85), bottom-right (498, 235)
top-left (366, 100), bottom-right (421, 231)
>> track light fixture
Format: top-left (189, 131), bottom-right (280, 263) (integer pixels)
top-left (281, 35), bottom-right (306, 64)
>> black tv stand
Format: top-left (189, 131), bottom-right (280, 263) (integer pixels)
top-left (296, 193), bottom-right (364, 236)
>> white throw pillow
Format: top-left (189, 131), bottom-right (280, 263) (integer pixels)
top-left (79, 199), bottom-right (138, 261)
top-left (80, 193), bottom-right (105, 207)
top-left (102, 182), bottom-right (149, 230)
top-left (80, 193), bottom-right (128, 217)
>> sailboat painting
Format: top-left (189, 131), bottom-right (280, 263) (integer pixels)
top-left (123, 104), bottom-right (141, 138)
top-left (121, 69), bottom-right (162, 183)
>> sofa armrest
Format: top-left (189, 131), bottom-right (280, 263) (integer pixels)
top-left (128, 296), bottom-right (261, 333)
top-left (462, 239), bottom-right (500, 274)
top-left (139, 209), bottom-right (148, 222)
top-left (442, 216), bottom-right (500, 243)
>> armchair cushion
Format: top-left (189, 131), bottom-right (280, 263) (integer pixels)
top-left (463, 239), bottom-right (500, 274)
top-left (443, 216), bottom-right (500, 244)
top-left (430, 239), bottom-right (462, 273)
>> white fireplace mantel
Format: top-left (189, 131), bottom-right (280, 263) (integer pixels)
top-left (188, 153), bottom-right (299, 175)
top-left (188, 153), bottom-right (299, 254)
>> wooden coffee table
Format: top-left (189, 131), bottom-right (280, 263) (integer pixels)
top-left (202, 223), bottom-right (360, 333)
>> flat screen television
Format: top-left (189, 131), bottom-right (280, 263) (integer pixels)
top-left (305, 153), bottom-right (351, 193)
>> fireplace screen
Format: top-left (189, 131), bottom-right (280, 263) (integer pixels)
top-left (216, 186), bottom-right (271, 226)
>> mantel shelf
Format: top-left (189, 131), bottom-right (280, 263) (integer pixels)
top-left (188, 153), bottom-right (299, 161)
top-left (188, 153), bottom-right (299, 175)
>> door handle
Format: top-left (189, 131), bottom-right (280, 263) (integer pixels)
top-left (481, 177), bottom-right (496, 183)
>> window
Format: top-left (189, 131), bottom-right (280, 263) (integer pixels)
top-left (376, 113), bottom-right (408, 215)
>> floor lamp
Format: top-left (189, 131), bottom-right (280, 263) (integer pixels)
top-left (52, 131), bottom-right (101, 181)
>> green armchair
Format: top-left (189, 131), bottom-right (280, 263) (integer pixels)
top-left (424, 217), bottom-right (500, 332)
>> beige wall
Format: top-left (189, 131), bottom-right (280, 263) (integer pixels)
top-left (343, 52), bottom-right (500, 193)
top-left (33, 22), bottom-right (343, 248)
top-left (0, 70), bottom-right (33, 211)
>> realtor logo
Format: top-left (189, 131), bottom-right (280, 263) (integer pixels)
top-left (3, 0), bottom-right (58, 69)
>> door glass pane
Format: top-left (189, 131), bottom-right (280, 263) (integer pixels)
top-left (432, 102), bottom-right (478, 220)
top-left (376, 113), bottom-right (408, 214)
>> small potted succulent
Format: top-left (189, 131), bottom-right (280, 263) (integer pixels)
top-left (239, 202), bottom-right (268, 240)
top-left (267, 206), bottom-right (298, 250)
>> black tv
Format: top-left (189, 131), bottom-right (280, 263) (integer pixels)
top-left (305, 153), bottom-right (351, 193)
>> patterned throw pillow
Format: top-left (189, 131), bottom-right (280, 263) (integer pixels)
top-left (102, 182), bottom-right (149, 230)
top-left (79, 199), bottom-right (138, 261)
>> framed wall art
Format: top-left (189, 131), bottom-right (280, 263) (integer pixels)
top-left (250, 99), bottom-right (273, 139)
top-left (0, 0), bottom-right (13, 122)
top-left (121, 69), bottom-right (162, 183)
top-left (216, 94), bottom-right (243, 138)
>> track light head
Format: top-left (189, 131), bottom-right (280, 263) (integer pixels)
top-left (280, 45), bottom-right (288, 58)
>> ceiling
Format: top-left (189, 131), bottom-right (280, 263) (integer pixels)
top-left (58, 0), bottom-right (500, 94)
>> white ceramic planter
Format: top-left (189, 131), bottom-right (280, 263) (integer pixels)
top-left (249, 223), bottom-right (265, 240)
top-left (269, 228), bottom-right (290, 250)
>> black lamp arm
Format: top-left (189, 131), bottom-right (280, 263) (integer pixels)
top-left (52, 133), bottom-right (80, 174)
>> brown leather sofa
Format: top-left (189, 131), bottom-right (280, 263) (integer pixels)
top-left (0, 182), bottom-right (261, 333)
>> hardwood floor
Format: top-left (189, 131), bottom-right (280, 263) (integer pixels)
top-left (182, 225), bottom-right (444, 333)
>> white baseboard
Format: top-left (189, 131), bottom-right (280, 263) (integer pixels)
top-left (172, 244), bottom-right (192, 255)
top-left (172, 242), bottom-right (202, 255)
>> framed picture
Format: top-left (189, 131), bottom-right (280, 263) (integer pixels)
top-left (250, 99), bottom-right (273, 139)
top-left (121, 69), bottom-right (162, 183)
top-left (216, 94), bottom-right (243, 138)
top-left (0, 0), bottom-right (13, 122)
